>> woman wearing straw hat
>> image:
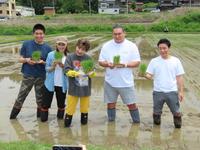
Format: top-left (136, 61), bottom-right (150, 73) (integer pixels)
top-left (40, 36), bottom-right (69, 122)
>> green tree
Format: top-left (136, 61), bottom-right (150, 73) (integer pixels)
top-left (16, 0), bottom-right (53, 14)
top-left (59, 0), bottom-right (84, 13)
top-left (83, 0), bottom-right (98, 13)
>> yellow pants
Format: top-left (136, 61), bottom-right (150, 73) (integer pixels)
top-left (65, 95), bottom-right (90, 115)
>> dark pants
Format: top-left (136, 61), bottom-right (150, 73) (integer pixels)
top-left (13, 75), bottom-right (44, 109)
top-left (42, 86), bottom-right (66, 109)
top-left (153, 91), bottom-right (180, 115)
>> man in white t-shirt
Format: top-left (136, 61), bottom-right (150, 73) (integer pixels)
top-left (98, 24), bottom-right (141, 123)
top-left (145, 38), bottom-right (185, 128)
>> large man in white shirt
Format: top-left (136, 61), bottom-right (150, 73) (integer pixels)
top-left (145, 39), bottom-right (184, 128)
top-left (98, 24), bottom-right (141, 123)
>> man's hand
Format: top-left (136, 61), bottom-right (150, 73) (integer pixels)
top-left (37, 59), bottom-right (45, 64)
top-left (25, 58), bottom-right (36, 65)
top-left (138, 72), bottom-right (146, 77)
top-left (99, 61), bottom-right (114, 69)
top-left (107, 62), bottom-right (115, 69)
top-left (114, 63), bottom-right (126, 68)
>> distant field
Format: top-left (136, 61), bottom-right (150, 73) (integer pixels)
top-left (1, 33), bottom-right (200, 150)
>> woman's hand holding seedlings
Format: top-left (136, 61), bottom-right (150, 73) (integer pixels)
top-left (58, 62), bottom-right (64, 68)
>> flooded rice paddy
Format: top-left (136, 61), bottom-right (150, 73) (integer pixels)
top-left (0, 33), bottom-right (200, 150)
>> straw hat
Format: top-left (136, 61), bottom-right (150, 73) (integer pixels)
top-left (56, 36), bottom-right (68, 45)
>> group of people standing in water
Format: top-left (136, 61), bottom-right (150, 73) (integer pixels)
top-left (9, 23), bottom-right (185, 129)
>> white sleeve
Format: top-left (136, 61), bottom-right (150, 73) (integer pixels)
top-left (146, 59), bottom-right (154, 75)
top-left (98, 45), bottom-right (107, 62)
top-left (176, 59), bottom-right (185, 75)
top-left (130, 44), bottom-right (141, 61)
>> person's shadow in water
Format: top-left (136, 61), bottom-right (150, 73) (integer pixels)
top-left (10, 119), bottom-right (30, 141)
top-left (152, 125), bottom-right (181, 148)
top-left (128, 124), bottom-right (139, 141)
top-left (80, 125), bottom-right (89, 144)
top-left (36, 119), bottom-right (55, 143)
top-left (56, 119), bottom-right (75, 144)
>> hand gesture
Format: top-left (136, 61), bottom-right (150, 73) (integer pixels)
top-left (26, 58), bottom-right (36, 65)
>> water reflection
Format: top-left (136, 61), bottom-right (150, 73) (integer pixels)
top-left (10, 120), bottom-right (29, 141)
top-left (1, 75), bottom-right (200, 149)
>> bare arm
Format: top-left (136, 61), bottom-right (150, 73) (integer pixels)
top-left (19, 56), bottom-right (36, 65)
top-left (126, 61), bottom-right (140, 68)
top-left (176, 75), bottom-right (184, 102)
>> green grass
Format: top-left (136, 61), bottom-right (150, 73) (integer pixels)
top-left (0, 35), bottom-right (32, 44)
top-left (0, 141), bottom-right (161, 150)
top-left (0, 11), bottom-right (200, 35)
top-left (150, 12), bottom-right (200, 32)
top-left (0, 141), bottom-right (125, 150)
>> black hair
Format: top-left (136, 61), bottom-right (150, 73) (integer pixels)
top-left (112, 24), bottom-right (125, 32)
top-left (157, 38), bottom-right (171, 48)
top-left (32, 23), bottom-right (46, 33)
top-left (76, 39), bottom-right (90, 52)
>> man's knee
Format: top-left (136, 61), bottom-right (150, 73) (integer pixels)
top-left (127, 103), bottom-right (137, 110)
top-left (107, 103), bottom-right (116, 109)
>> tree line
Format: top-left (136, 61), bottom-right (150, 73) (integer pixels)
top-left (16, 0), bottom-right (158, 15)
top-left (16, 0), bottom-right (98, 15)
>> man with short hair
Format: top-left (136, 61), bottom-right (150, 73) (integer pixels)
top-left (145, 38), bottom-right (184, 128)
top-left (10, 24), bottom-right (52, 119)
top-left (98, 24), bottom-right (141, 123)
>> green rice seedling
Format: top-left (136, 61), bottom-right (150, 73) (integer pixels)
top-left (113, 55), bottom-right (120, 64)
top-left (81, 59), bottom-right (95, 74)
top-left (139, 63), bottom-right (147, 76)
top-left (32, 51), bottom-right (41, 61)
top-left (54, 51), bottom-right (63, 61)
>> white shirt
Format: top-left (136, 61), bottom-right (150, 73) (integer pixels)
top-left (54, 56), bottom-right (66, 87)
top-left (146, 56), bottom-right (185, 92)
top-left (99, 39), bottom-right (140, 87)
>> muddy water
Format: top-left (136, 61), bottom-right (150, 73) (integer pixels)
top-left (1, 37), bottom-right (200, 150)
